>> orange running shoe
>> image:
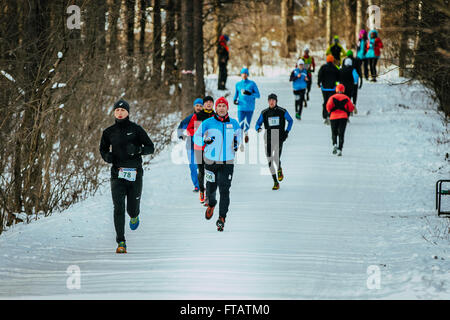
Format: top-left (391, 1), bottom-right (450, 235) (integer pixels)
top-left (205, 205), bottom-right (215, 220)
top-left (116, 241), bottom-right (127, 254)
top-left (199, 191), bottom-right (205, 203)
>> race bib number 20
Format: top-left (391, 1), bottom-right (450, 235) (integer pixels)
top-left (118, 168), bottom-right (137, 182)
top-left (205, 170), bottom-right (215, 183)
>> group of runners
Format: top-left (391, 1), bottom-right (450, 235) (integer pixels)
top-left (100, 29), bottom-right (383, 253)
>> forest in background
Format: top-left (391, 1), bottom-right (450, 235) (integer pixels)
top-left (0, 0), bottom-right (448, 234)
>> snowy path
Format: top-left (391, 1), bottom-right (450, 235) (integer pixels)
top-left (0, 73), bottom-right (449, 299)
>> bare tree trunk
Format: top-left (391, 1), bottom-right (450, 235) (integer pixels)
top-left (414, 0), bottom-right (422, 51)
top-left (398, 0), bottom-right (410, 77)
top-left (108, 0), bottom-right (121, 54)
top-left (152, 0), bottom-right (162, 87)
top-left (181, 0), bottom-right (195, 111)
top-left (326, 0), bottom-right (332, 45)
top-left (139, 0), bottom-right (147, 55)
top-left (126, 0), bottom-right (136, 87)
top-left (164, 0), bottom-right (176, 86)
top-left (97, 1), bottom-right (107, 55)
top-left (280, 0), bottom-right (289, 58)
top-left (287, 0), bottom-right (296, 53)
top-left (175, 0), bottom-right (183, 73)
top-left (137, 0), bottom-right (148, 87)
top-left (193, 0), bottom-right (205, 97)
top-left (126, 0), bottom-right (135, 58)
top-left (212, 0), bottom-right (222, 74)
top-left (85, 1), bottom-right (107, 58)
top-left (257, 2), bottom-right (267, 75)
top-left (345, 0), bottom-right (356, 49)
top-left (319, 0), bottom-right (326, 24)
top-left (355, 0), bottom-right (363, 43)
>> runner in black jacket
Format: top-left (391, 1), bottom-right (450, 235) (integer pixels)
top-left (318, 55), bottom-right (340, 124)
top-left (100, 99), bottom-right (154, 253)
top-left (255, 94), bottom-right (294, 190)
top-left (339, 59), bottom-right (355, 100)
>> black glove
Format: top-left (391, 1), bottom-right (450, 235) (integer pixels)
top-left (233, 136), bottom-right (238, 151)
top-left (204, 136), bottom-right (215, 145)
top-left (243, 90), bottom-right (252, 96)
top-left (104, 152), bottom-right (113, 163)
top-left (126, 144), bottom-right (142, 156)
top-left (257, 127), bottom-right (262, 133)
top-left (234, 99), bottom-right (238, 105)
top-left (178, 135), bottom-right (187, 141)
top-left (283, 131), bottom-right (289, 142)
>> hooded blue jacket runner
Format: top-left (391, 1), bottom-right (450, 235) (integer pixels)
top-left (233, 79), bottom-right (260, 112)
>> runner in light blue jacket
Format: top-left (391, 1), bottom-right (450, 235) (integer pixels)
top-left (193, 97), bottom-right (241, 232)
top-left (233, 67), bottom-right (260, 147)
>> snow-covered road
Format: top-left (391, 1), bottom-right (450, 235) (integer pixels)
top-left (0, 72), bottom-right (449, 299)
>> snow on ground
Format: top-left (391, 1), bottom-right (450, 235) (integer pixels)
top-left (0, 70), bottom-right (449, 299)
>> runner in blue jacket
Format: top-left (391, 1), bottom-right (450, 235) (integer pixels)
top-left (233, 67), bottom-right (260, 148)
top-left (289, 59), bottom-right (309, 120)
top-left (177, 98), bottom-right (203, 192)
top-left (193, 97), bottom-right (241, 232)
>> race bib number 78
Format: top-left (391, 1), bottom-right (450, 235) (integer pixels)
top-left (118, 168), bottom-right (137, 182)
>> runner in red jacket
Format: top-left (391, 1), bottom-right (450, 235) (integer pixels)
top-left (326, 84), bottom-right (355, 156)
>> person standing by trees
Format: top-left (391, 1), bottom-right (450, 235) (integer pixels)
top-left (100, 99), bottom-right (155, 254)
top-left (233, 67), bottom-right (260, 150)
top-left (301, 47), bottom-right (316, 101)
top-left (289, 59), bottom-right (309, 120)
top-left (177, 98), bottom-right (204, 192)
top-left (326, 36), bottom-right (346, 67)
top-left (326, 84), bottom-right (355, 156)
top-left (318, 55), bottom-right (340, 125)
top-left (217, 35), bottom-right (230, 90)
top-left (366, 30), bottom-right (384, 82)
top-left (193, 97), bottom-right (241, 232)
top-left (356, 29), bottom-right (369, 80)
top-left (255, 94), bottom-right (294, 190)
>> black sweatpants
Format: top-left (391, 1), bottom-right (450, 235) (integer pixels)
top-left (111, 175), bottom-right (143, 243)
top-left (358, 58), bottom-right (369, 80)
top-left (294, 89), bottom-right (306, 115)
top-left (368, 58), bottom-right (378, 78)
top-left (218, 63), bottom-right (228, 89)
top-left (266, 137), bottom-right (284, 176)
top-left (195, 150), bottom-right (206, 192)
top-left (353, 84), bottom-right (358, 105)
top-left (322, 90), bottom-right (334, 119)
top-left (205, 163), bottom-right (234, 219)
top-left (330, 118), bottom-right (348, 150)
top-left (306, 73), bottom-right (312, 96)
